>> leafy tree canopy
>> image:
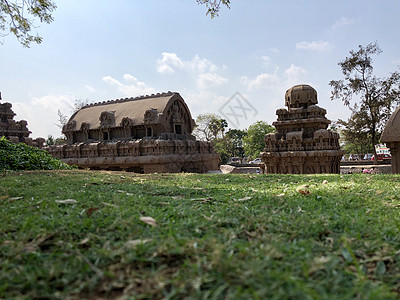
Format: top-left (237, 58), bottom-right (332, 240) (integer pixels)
top-left (243, 121), bottom-right (275, 160)
top-left (336, 113), bottom-right (374, 155)
top-left (214, 128), bottom-right (246, 164)
top-left (193, 113), bottom-right (228, 141)
top-left (197, 0), bottom-right (230, 18)
top-left (0, 0), bottom-right (56, 47)
top-left (330, 42), bottom-right (400, 162)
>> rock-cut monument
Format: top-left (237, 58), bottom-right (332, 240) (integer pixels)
top-left (46, 92), bottom-right (219, 173)
top-left (380, 106), bottom-right (400, 174)
top-left (261, 84), bottom-right (344, 174)
top-left (0, 92), bottom-right (45, 148)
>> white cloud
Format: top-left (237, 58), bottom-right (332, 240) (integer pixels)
top-left (270, 48), bottom-right (280, 54)
top-left (296, 41), bottom-right (330, 51)
top-left (85, 85), bottom-right (95, 93)
top-left (241, 64), bottom-right (307, 91)
top-left (102, 74), bottom-right (156, 96)
top-left (157, 52), bottom-right (184, 73)
top-left (157, 52), bottom-right (219, 74)
top-left (157, 52), bottom-right (226, 89)
top-left (13, 94), bottom-right (75, 138)
top-left (241, 73), bottom-right (279, 90)
top-left (284, 64), bottom-right (307, 83)
top-left (332, 17), bottom-right (357, 29)
top-left (197, 72), bottom-right (228, 89)
top-left (261, 56), bottom-right (271, 63)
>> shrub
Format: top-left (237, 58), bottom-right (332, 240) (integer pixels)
top-left (0, 136), bottom-right (73, 171)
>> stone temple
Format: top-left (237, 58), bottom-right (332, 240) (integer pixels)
top-left (46, 92), bottom-right (219, 173)
top-left (0, 92), bottom-right (45, 148)
top-left (261, 84), bottom-right (344, 174)
top-left (381, 106), bottom-right (400, 174)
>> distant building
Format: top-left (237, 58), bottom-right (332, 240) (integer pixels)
top-left (47, 92), bottom-right (219, 173)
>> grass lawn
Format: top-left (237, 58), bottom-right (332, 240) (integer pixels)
top-left (1, 170), bottom-right (400, 299)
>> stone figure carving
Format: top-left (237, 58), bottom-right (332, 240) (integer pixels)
top-left (261, 85), bottom-right (344, 174)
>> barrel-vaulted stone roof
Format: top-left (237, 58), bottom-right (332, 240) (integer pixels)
top-left (381, 107), bottom-right (400, 143)
top-left (64, 92), bottom-right (195, 133)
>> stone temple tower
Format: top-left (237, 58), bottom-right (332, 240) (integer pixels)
top-left (261, 84), bottom-right (344, 174)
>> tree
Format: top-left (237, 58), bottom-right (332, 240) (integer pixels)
top-left (0, 0), bottom-right (56, 47)
top-left (193, 113), bottom-right (227, 141)
top-left (197, 0), bottom-right (230, 18)
top-left (243, 121), bottom-right (275, 160)
top-left (46, 135), bottom-right (66, 145)
top-left (56, 98), bottom-right (90, 129)
top-left (213, 128), bottom-right (246, 164)
top-left (336, 113), bottom-right (373, 155)
top-left (225, 129), bottom-right (246, 158)
top-left (330, 42), bottom-right (400, 163)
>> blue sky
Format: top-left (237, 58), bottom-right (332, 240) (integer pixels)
top-left (2, 0), bottom-right (400, 138)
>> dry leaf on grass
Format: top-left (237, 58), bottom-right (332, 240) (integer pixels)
top-left (276, 193), bottom-right (285, 197)
top-left (86, 207), bottom-right (100, 216)
top-left (191, 197), bottom-right (213, 203)
top-left (0, 195), bottom-right (9, 200)
top-left (125, 239), bottom-right (152, 248)
top-left (234, 196), bottom-right (252, 202)
top-left (102, 202), bottom-right (119, 208)
top-left (140, 216), bottom-right (157, 227)
top-left (8, 197), bottom-right (24, 201)
top-left (203, 215), bottom-right (213, 221)
top-left (296, 185), bottom-right (310, 195)
top-left (55, 199), bottom-right (77, 204)
top-left (385, 203), bottom-right (400, 208)
top-left (79, 237), bottom-right (90, 245)
top-left (323, 180), bottom-right (328, 184)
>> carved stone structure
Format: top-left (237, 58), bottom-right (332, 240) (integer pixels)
top-left (261, 85), bottom-right (344, 174)
top-left (380, 107), bottom-right (400, 174)
top-left (0, 92), bottom-right (45, 148)
top-left (46, 92), bottom-right (219, 173)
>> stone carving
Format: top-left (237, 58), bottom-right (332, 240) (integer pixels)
top-left (380, 107), bottom-right (400, 174)
top-left (0, 92), bottom-right (44, 148)
top-left (46, 92), bottom-right (219, 173)
top-left (99, 111), bottom-right (116, 127)
top-left (261, 85), bottom-right (344, 174)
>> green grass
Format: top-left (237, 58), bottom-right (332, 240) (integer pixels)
top-left (1, 170), bottom-right (400, 299)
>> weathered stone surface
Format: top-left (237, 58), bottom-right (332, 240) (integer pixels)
top-left (381, 106), bottom-right (400, 174)
top-left (46, 92), bottom-right (219, 173)
top-left (220, 165), bottom-right (261, 174)
top-left (261, 85), bottom-right (344, 174)
top-left (0, 93), bottom-right (44, 148)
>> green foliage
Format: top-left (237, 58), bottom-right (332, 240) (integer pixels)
top-left (214, 129), bottom-right (247, 164)
top-left (337, 113), bottom-right (374, 155)
top-left (1, 170), bottom-right (400, 298)
top-left (197, 0), bottom-right (230, 18)
top-left (0, 136), bottom-right (72, 170)
top-left (330, 42), bottom-right (400, 161)
top-left (243, 120), bottom-right (275, 159)
top-left (193, 113), bottom-right (228, 141)
top-left (0, 0), bottom-right (56, 47)
top-left (46, 135), bottom-right (66, 146)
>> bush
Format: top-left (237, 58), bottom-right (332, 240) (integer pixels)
top-left (0, 136), bottom-right (73, 171)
